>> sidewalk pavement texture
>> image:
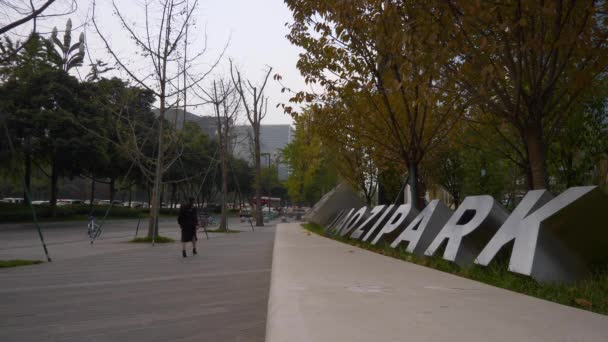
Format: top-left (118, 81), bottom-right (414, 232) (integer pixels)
top-left (0, 218), bottom-right (277, 342)
top-left (266, 222), bottom-right (608, 342)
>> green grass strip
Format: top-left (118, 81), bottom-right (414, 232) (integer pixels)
top-left (206, 229), bottom-right (240, 233)
top-left (302, 222), bottom-right (608, 316)
top-left (0, 259), bottom-right (43, 268)
top-left (130, 236), bottom-right (175, 243)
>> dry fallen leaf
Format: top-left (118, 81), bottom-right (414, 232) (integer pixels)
top-left (574, 298), bottom-right (592, 308)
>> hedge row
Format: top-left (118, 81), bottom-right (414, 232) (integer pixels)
top-left (0, 203), bottom-right (179, 223)
top-left (0, 203), bottom-right (140, 222)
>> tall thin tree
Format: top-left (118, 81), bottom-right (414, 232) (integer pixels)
top-left (230, 60), bottom-right (272, 226)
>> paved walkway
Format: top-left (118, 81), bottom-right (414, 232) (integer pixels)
top-left (0, 218), bottom-right (277, 342)
top-left (266, 223), bottom-right (608, 342)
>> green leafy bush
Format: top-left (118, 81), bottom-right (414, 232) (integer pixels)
top-left (130, 236), bottom-right (175, 243)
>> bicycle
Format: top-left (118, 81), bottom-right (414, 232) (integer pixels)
top-left (87, 216), bottom-right (102, 243)
top-left (197, 213), bottom-right (215, 239)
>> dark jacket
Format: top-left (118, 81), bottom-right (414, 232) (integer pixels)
top-left (178, 204), bottom-right (198, 228)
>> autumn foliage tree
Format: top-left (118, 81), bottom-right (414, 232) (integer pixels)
top-left (444, 0), bottom-right (608, 190)
top-left (285, 0), bottom-right (468, 209)
top-left (281, 109), bottom-right (338, 205)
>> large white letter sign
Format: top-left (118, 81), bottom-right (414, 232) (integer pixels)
top-left (424, 196), bottom-right (509, 266)
top-left (326, 209), bottom-right (347, 230)
top-left (328, 208), bottom-right (354, 234)
top-left (371, 204), bottom-right (418, 245)
top-left (360, 205), bottom-right (396, 242)
top-left (336, 206), bottom-right (368, 237)
top-left (350, 205), bottom-right (386, 240)
top-left (390, 200), bottom-right (453, 256)
top-left (476, 186), bottom-right (608, 283)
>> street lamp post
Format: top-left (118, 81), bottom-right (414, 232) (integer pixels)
top-left (261, 153), bottom-right (272, 216)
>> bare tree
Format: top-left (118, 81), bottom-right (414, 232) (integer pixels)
top-left (230, 60), bottom-right (272, 226)
top-left (92, 0), bottom-right (222, 238)
top-left (194, 79), bottom-right (240, 231)
top-left (0, 1), bottom-right (77, 64)
top-left (1, 0), bottom-right (56, 35)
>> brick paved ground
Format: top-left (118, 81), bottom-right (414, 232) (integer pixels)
top-left (0, 217), bottom-right (276, 342)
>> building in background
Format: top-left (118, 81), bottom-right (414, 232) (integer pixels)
top-left (153, 108), bottom-right (294, 181)
top-left (153, 108), bottom-right (220, 138)
top-left (232, 124), bottom-right (294, 181)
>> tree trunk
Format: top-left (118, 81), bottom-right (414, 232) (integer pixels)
top-left (254, 125), bottom-right (264, 226)
top-left (23, 149), bottom-right (31, 206)
top-left (524, 164), bottom-right (534, 190)
top-left (170, 183), bottom-right (177, 208)
top-left (90, 175), bottom-right (96, 208)
top-left (50, 157), bottom-right (58, 217)
top-left (213, 90), bottom-right (229, 232)
top-left (181, 186), bottom-right (188, 204)
top-left (109, 177), bottom-right (116, 203)
top-left (452, 194), bottom-right (460, 208)
top-left (148, 98), bottom-right (165, 238)
top-left (524, 125), bottom-right (548, 190)
top-left (220, 141), bottom-right (228, 231)
top-left (146, 17), bottom-right (172, 239)
top-left (599, 158), bottom-right (608, 187)
top-left (408, 161), bottom-right (421, 210)
top-left (128, 184), bottom-right (132, 207)
top-left (217, 118), bottom-right (229, 231)
top-left (146, 185), bottom-right (151, 208)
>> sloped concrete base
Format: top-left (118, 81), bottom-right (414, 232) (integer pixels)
top-left (303, 182), bottom-right (365, 226)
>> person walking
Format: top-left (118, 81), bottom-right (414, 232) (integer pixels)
top-left (177, 197), bottom-right (198, 258)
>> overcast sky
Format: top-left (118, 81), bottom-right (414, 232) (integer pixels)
top-left (17, 0), bottom-right (306, 125)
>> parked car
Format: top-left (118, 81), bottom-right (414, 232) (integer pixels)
top-left (239, 209), bottom-right (252, 218)
top-left (0, 197), bottom-right (25, 204)
top-left (205, 203), bottom-right (222, 213)
top-left (97, 200), bottom-right (125, 206)
top-left (130, 201), bottom-right (145, 208)
top-left (31, 200), bottom-right (49, 205)
top-left (57, 199), bottom-right (84, 206)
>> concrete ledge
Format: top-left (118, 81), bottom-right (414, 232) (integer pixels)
top-left (266, 223), bottom-right (608, 342)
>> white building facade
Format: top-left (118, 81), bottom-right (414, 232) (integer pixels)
top-left (232, 125), bottom-right (294, 181)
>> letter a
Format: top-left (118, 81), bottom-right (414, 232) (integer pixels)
top-left (391, 200), bottom-right (452, 256)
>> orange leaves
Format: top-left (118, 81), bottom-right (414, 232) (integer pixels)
top-left (574, 298), bottom-right (593, 309)
top-left (516, 18), bottom-right (528, 28)
top-left (572, 72), bottom-right (593, 90)
top-left (479, 36), bottom-right (488, 49)
top-left (479, 65), bottom-right (494, 84)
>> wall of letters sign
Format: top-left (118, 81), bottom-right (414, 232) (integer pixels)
top-left (320, 186), bottom-right (608, 283)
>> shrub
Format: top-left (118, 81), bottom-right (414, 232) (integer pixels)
top-left (158, 208), bottom-right (179, 216)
